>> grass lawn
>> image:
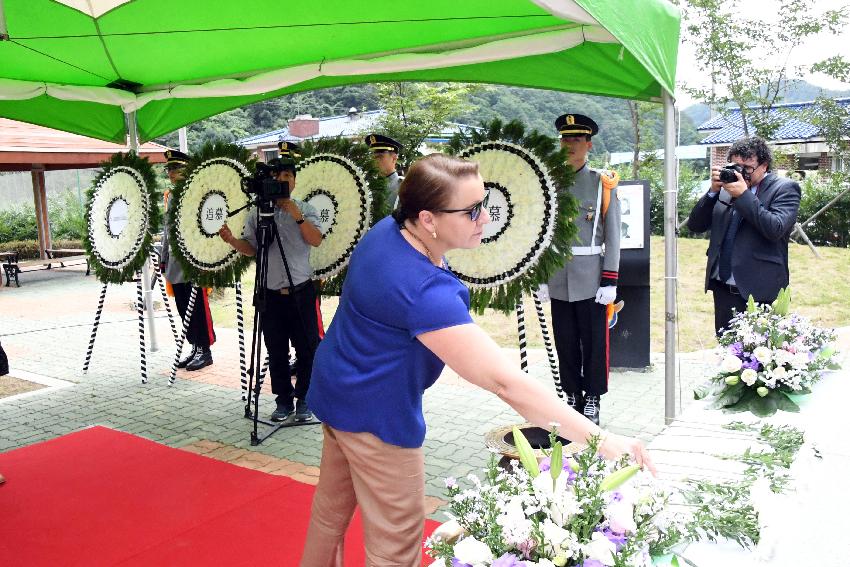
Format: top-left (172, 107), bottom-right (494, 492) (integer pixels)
top-left (210, 237), bottom-right (850, 353)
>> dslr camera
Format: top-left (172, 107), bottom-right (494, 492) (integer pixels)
top-left (243, 161), bottom-right (290, 201)
top-left (718, 163), bottom-right (745, 184)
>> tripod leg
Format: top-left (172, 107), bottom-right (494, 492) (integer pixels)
top-left (136, 274), bottom-right (148, 384)
top-left (168, 286), bottom-right (198, 385)
top-left (83, 282), bottom-right (108, 374)
top-left (236, 282), bottom-right (248, 401)
top-left (533, 291), bottom-right (563, 399)
top-left (516, 299), bottom-right (528, 373)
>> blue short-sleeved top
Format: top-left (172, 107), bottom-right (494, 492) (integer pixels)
top-left (307, 216), bottom-right (473, 448)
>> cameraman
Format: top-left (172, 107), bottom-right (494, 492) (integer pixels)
top-left (218, 149), bottom-right (323, 422)
top-left (686, 137), bottom-right (801, 335)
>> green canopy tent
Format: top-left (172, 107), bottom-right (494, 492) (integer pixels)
top-left (0, 0), bottom-right (681, 421)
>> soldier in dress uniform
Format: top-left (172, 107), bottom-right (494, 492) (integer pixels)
top-left (160, 150), bottom-right (216, 371)
top-left (547, 114), bottom-right (621, 425)
top-left (365, 133), bottom-right (403, 208)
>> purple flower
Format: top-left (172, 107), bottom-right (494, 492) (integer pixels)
top-left (729, 342), bottom-right (744, 357)
top-left (602, 526), bottom-right (628, 551)
top-left (609, 491), bottom-right (624, 502)
top-left (451, 559), bottom-right (473, 567)
top-left (492, 553), bottom-right (525, 567)
top-left (538, 456), bottom-right (577, 482)
top-left (581, 560), bottom-right (605, 567)
top-left (741, 357), bottom-right (760, 371)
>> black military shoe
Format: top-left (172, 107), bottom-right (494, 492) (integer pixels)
top-left (185, 347), bottom-right (213, 371)
top-left (583, 395), bottom-right (601, 426)
top-left (565, 392), bottom-right (581, 411)
top-left (177, 345), bottom-right (198, 369)
top-left (271, 398), bottom-right (294, 422)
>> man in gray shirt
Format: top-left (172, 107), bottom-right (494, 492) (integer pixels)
top-left (219, 148), bottom-right (323, 422)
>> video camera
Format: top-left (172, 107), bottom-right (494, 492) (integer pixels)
top-left (244, 161), bottom-right (290, 202)
top-left (718, 163), bottom-right (746, 184)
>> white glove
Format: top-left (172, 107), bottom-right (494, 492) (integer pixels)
top-left (595, 285), bottom-right (617, 305)
top-left (536, 284), bottom-right (550, 303)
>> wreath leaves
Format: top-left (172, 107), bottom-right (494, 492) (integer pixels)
top-left (446, 119), bottom-right (580, 314)
top-left (166, 141), bottom-right (255, 289)
top-left (83, 151), bottom-right (161, 284)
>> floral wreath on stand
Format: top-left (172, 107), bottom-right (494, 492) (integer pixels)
top-left (168, 142), bottom-right (254, 288)
top-left (297, 136), bottom-right (387, 295)
top-left (445, 120), bottom-right (579, 313)
top-left (83, 151), bottom-right (161, 284)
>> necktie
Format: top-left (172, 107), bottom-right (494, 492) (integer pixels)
top-left (718, 210), bottom-right (742, 282)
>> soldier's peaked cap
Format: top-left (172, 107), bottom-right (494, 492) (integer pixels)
top-left (555, 114), bottom-right (598, 137)
top-left (278, 141), bottom-right (302, 159)
top-left (164, 149), bottom-right (190, 166)
top-left (365, 133), bottom-right (402, 153)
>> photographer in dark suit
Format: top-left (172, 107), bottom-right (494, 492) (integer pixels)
top-left (687, 137), bottom-right (801, 335)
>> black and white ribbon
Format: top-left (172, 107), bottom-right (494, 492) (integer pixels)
top-left (235, 282), bottom-right (248, 401)
top-left (533, 291), bottom-right (563, 399)
top-left (516, 301), bottom-right (528, 373)
top-left (82, 283), bottom-right (108, 373)
top-left (168, 285), bottom-right (198, 385)
top-left (136, 273), bottom-right (148, 384)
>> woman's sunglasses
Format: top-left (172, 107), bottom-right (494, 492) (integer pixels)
top-left (436, 190), bottom-right (490, 222)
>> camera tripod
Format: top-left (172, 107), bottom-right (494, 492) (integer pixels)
top-left (242, 201), bottom-right (320, 445)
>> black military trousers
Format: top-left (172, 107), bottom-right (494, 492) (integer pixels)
top-left (261, 283), bottom-right (321, 403)
top-left (551, 297), bottom-right (609, 397)
top-left (708, 279), bottom-right (747, 337)
top-left (172, 282), bottom-right (215, 348)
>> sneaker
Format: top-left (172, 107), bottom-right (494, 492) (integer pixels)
top-left (583, 395), bottom-right (600, 426)
top-left (185, 347), bottom-right (213, 371)
top-left (294, 399), bottom-right (312, 422)
top-left (177, 345), bottom-right (198, 369)
top-left (565, 392), bottom-right (581, 410)
top-left (271, 399), bottom-right (294, 422)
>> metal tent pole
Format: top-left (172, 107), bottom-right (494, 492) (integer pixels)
top-left (662, 90), bottom-right (679, 425)
top-left (127, 111), bottom-right (159, 352)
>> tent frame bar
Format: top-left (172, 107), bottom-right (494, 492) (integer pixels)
top-left (662, 90), bottom-right (678, 424)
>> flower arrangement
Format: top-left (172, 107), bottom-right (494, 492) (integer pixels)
top-left (445, 120), bottom-right (579, 314)
top-left (695, 289), bottom-right (839, 416)
top-left (83, 151), bottom-right (161, 284)
top-left (426, 428), bottom-right (694, 567)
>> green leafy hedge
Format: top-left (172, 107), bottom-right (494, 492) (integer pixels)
top-left (0, 239), bottom-right (83, 260)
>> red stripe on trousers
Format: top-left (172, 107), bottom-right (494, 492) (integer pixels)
top-left (202, 289), bottom-right (216, 346)
top-left (315, 297), bottom-right (325, 339)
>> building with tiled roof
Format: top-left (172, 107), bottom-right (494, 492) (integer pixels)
top-left (696, 98), bottom-right (850, 175)
top-left (237, 107), bottom-right (477, 162)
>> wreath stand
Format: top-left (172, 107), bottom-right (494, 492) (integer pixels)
top-left (514, 291), bottom-right (564, 399)
top-left (82, 252), bottom-right (178, 383)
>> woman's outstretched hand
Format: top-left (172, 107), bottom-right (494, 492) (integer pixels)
top-left (599, 432), bottom-right (657, 475)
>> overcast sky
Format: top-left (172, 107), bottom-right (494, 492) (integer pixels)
top-left (674, 0), bottom-right (850, 108)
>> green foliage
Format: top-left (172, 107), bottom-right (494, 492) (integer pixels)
top-left (0, 239), bottom-right (82, 260)
top-left (375, 82), bottom-right (482, 170)
top-left (681, 0), bottom-right (848, 139)
top-left (83, 151), bottom-right (162, 284)
top-left (168, 142), bottom-right (255, 289)
top-left (48, 190), bottom-right (86, 240)
top-left (446, 119), bottom-right (580, 314)
top-left (681, 479), bottom-right (760, 548)
top-left (0, 203), bottom-right (38, 242)
top-left (797, 175), bottom-right (850, 247)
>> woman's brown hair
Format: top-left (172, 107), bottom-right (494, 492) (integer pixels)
top-left (391, 154), bottom-right (480, 224)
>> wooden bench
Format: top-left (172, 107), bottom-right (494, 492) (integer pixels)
top-left (2, 249), bottom-right (90, 287)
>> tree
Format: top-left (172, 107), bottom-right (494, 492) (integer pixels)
top-left (682, 0), bottom-right (848, 139)
top-left (374, 82), bottom-right (482, 169)
top-left (626, 101), bottom-right (663, 179)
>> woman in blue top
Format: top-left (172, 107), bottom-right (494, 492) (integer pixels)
top-left (301, 154), bottom-right (654, 566)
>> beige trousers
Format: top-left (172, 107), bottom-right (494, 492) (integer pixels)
top-left (300, 425), bottom-right (425, 567)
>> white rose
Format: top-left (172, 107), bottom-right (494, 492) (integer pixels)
top-left (753, 347), bottom-right (772, 364)
top-left (771, 366), bottom-right (788, 381)
top-left (720, 354), bottom-right (743, 373)
top-left (583, 531), bottom-right (617, 566)
top-left (741, 368), bottom-right (758, 386)
top-left (452, 536), bottom-right (494, 566)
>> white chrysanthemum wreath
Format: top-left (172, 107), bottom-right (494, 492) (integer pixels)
top-left (87, 166), bottom-right (150, 270)
top-left (447, 141), bottom-right (558, 288)
top-left (296, 153), bottom-right (371, 279)
top-left (174, 158), bottom-right (251, 272)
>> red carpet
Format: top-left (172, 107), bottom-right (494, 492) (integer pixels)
top-left (0, 426), bottom-right (439, 566)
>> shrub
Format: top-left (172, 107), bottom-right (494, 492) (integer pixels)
top-left (0, 204), bottom-right (38, 242)
top-left (0, 239), bottom-right (83, 260)
top-left (797, 175), bottom-right (850, 247)
top-left (48, 190), bottom-right (87, 240)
